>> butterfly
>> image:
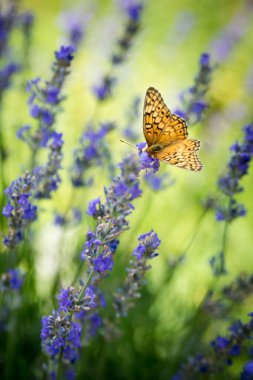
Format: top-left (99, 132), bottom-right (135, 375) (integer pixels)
top-left (143, 87), bottom-right (202, 171)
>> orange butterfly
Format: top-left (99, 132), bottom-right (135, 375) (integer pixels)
top-left (143, 87), bottom-right (202, 171)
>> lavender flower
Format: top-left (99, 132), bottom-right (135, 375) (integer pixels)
top-left (215, 124), bottom-right (253, 222)
top-left (92, 1), bottom-right (143, 101)
top-left (241, 361), bottom-right (253, 380)
top-left (59, 9), bottom-right (88, 49)
top-left (19, 11), bottom-right (34, 37)
top-left (33, 132), bottom-right (64, 198)
top-left (81, 145), bottom-right (159, 275)
top-left (0, 63), bottom-right (20, 95)
top-left (207, 124), bottom-right (253, 275)
top-left (43, 147), bottom-right (160, 376)
top-left (19, 11), bottom-right (34, 63)
top-left (143, 171), bottom-right (173, 191)
top-left (0, 269), bottom-right (24, 291)
top-left (17, 45), bottom-right (74, 152)
top-left (54, 208), bottom-right (82, 227)
top-left (92, 76), bottom-right (116, 101)
top-left (71, 122), bottom-right (115, 187)
top-left (204, 273), bottom-right (253, 318)
top-left (81, 153), bottom-right (141, 273)
top-left (54, 213), bottom-right (67, 226)
top-left (112, 1), bottom-right (143, 64)
top-left (0, 4), bottom-right (17, 57)
top-left (210, 11), bottom-right (251, 62)
top-left (58, 286), bottom-right (97, 313)
top-left (41, 286), bottom-right (98, 378)
top-left (2, 172), bottom-right (37, 248)
top-left (86, 198), bottom-right (102, 217)
top-left (114, 230), bottom-right (160, 317)
top-left (137, 142), bottom-right (160, 172)
top-left (175, 53), bottom-right (214, 125)
top-left (41, 312), bottom-right (82, 377)
top-left (172, 313), bottom-right (253, 379)
top-left (133, 230), bottom-right (160, 260)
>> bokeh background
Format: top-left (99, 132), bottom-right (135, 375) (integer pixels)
top-left (1, 0), bottom-right (253, 379)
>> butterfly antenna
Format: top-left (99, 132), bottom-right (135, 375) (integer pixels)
top-left (120, 139), bottom-right (138, 150)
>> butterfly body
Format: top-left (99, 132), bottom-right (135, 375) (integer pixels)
top-left (143, 87), bottom-right (202, 172)
top-left (146, 143), bottom-right (164, 154)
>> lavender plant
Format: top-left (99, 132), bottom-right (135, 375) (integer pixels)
top-left (41, 151), bottom-right (161, 379)
top-left (172, 312), bottom-right (253, 380)
top-left (70, 122), bottom-right (115, 187)
top-left (1, 2), bottom-right (253, 380)
top-left (175, 53), bottom-right (214, 125)
top-left (0, 4), bottom-right (34, 225)
top-left (92, 1), bottom-right (143, 101)
top-left (18, 45), bottom-right (74, 163)
top-left (209, 124), bottom-right (253, 275)
top-left (2, 45), bottom-right (75, 249)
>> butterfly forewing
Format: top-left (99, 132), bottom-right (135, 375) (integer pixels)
top-left (143, 87), bottom-right (202, 172)
top-left (143, 87), bottom-right (172, 146)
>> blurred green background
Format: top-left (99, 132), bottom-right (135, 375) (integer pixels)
top-left (1, 0), bottom-right (253, 379)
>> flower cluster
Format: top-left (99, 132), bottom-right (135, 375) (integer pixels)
top-left (143, 171), bottom-right (173, 191)
top-left (137, 143), bottom-right (175, 191)
top-left (58, 286), bottom-right (97, 313)
top-left (210, 11), bottom-right (251, 62)
top-left (215, 124), bottom-right (253, 222)
top-left (92, 1), bottom-right (143, 101)
top-left (60, 9), bottom-right (88, 49)
top-left (0, 4), bottom-right (17, 57)
top-left (2, 172), bottom-right (37, 248)
top-left (81, 152), bottom-right (143, 274)
top-left (111, 1), bottom-right (143, 64)
top-left (204, 273), bottom-right (253, 318)
top-left (17, 45), bottom-right (74, 153)
top-left (71, 122), bottom-right (115, 187)
top-left (19, 11), bottom-right (34, 41)
top-left (0, 63), bottom-right (20, 95)
top-left (33, 132), bottom-right (64, 198)
top-left (242, 361), bottom-right (253, 380)
top-left (0, 5), bottom-right (31, 98)
top-left (0, 269), bottom-right (24, 291)
top-left (54, 207), bottom-right (82, 227)
top-left (113, 230), bottom-right (160, 317)
top-left (175, 53), bottom-right (214, 125)
top-left (41, 312), bottom-right (82, 375)
top-left (81, 145), bottom-right (159, 274)
top-left (137, 142), bottom-right (160, 172)
top-left (172, 313), bottom-right (253, 380)
top-left (41, 286), bottom-right (98, 378)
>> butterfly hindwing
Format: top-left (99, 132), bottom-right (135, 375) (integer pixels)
top-left (154, 138), bottom-right (202, 172)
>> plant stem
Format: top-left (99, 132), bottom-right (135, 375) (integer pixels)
top-left (56, 348), bottom-right (63, 380)
top-left (78, 269), bottom-right (94, 301)
top-left (182, 206), bottom-right (209, 255)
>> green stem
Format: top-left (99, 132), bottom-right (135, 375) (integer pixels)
top-left (125, 188), bottom-right (154, 247)
top-left (220, 220), bottom-right (229, 272)
top-left (78, 269), bottom-right (94, 301)
top-left (181, 206), bottom-right (209, 255)
top-left (56, 348), bottom-right (64, 380)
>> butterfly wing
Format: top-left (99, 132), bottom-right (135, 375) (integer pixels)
top-left (153, 138), bottom-right (202, 172)
top-left (143, 87), bottom-right (188, 147)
